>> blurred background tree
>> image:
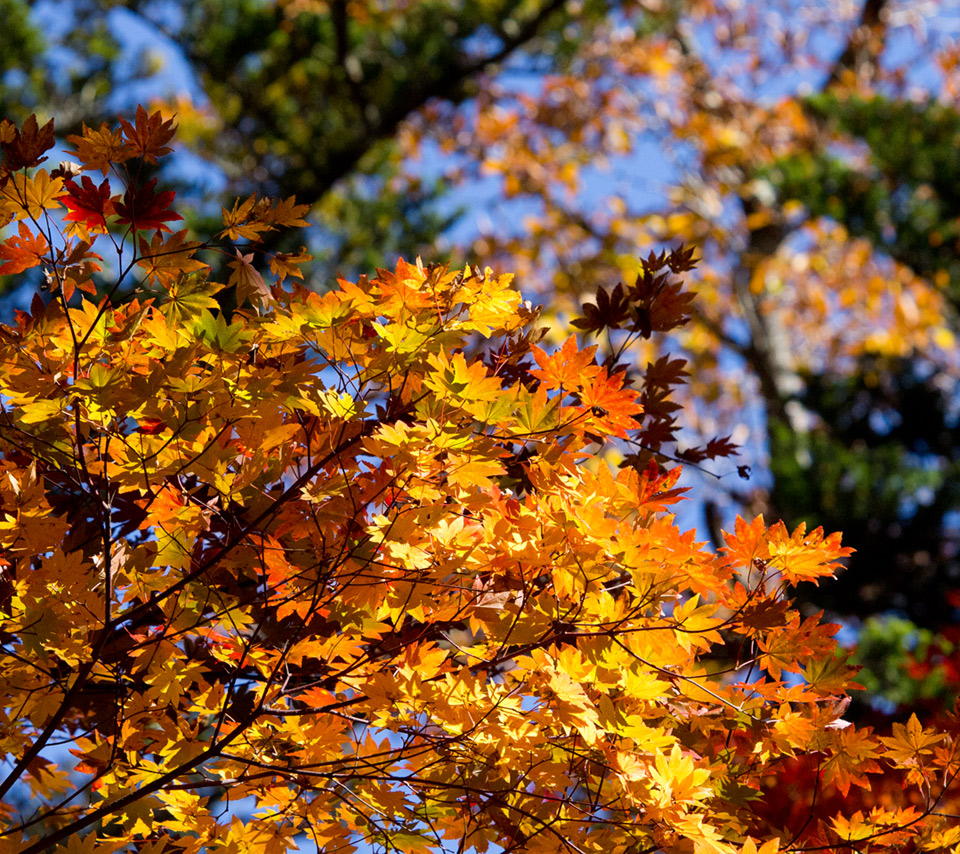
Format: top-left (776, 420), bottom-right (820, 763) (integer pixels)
top-left (7, 0), bottom-right (960, 720)
top-left (764, 92), bottom-right (960, 715)
top-left (10, 0), bottom-right (617, 275)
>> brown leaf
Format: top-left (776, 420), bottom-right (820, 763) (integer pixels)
top-left (2, 114), bottom-right (55, 171)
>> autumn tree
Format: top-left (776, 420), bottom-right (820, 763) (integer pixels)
top-left (404, 0), bottom-right (960, 637)
top-left (23, 1), bottom-right (958, 645)
top-left (0, 109), bottom-right (957, 854)
top-left (16, 4), bottom-right (960, 580)
top-left (12, 0), bottom-right (960, 778)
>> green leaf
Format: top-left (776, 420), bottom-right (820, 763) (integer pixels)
top-left (159, 273), bottom-right (224, 324)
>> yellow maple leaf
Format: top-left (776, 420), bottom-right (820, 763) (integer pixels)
top-left (879, 713), bottom-right (944, 765)
top-left (0, 170), bottom-right (64, 220)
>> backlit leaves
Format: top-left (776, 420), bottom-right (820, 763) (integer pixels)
top-left (0, 221), bottom-right (48, 274)
top-left (137, 230), bottom-right (207, 287)
top-left (65, 121), bottom-right (125, 175)
top-left (1, 113), bottom-right (55, 171)
top-left (578, 366), bottom-right (644, 438)
top-left (269, 246), bottom-right (313, 282)
top-left (531, 335), bottom-right (598, 390)
top-left (157, 272), bottom-right (223, 323)
top-left (228, 248), bottom-right (270, 308)
top-left (219, 193), bottom-right (311, 241)
top-left (114, 178), bottom-right (182, 233)
top-left (0, 169), bottom-right (63, 220)
top-left (63, 176), bottom-right (114, 233)
top-left (118, 103), bottom-right (177, 163)
top-left (879, 713), bottom-right (944, 766)
top-left (0, 109), bottom-right (953, 854)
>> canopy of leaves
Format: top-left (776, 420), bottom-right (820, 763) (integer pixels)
top-left (7, 0), bottom-right (960, 787)
top-left (0, 111), bottom-right (956, 854)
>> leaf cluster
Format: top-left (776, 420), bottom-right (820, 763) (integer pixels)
top-left (0, 111), bottom-right (955, 854)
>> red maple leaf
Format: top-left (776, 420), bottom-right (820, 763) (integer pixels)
top-left (114, 178), bottom-right (182, 233)
top-left (63, 176), bottom-right (115, 232)
top-left (0, 221), bottom-right (49, 274)
top-left (136, 417), bottom-right (166, 435)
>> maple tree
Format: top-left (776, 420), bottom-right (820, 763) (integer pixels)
top-left (0, 109), bottom-right (958, 854)
top-left (8, 0), bottom-right (960, 781)
top-left (389, 0), bottom-right (960, 642)
top-left (17, 3), bottom-right (959, 642)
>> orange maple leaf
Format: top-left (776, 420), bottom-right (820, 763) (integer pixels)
top-left (0, 222), bottom-right (49, 275)
top-left (531, 335), bottom-right (598, 391)
top-left (879, 713), bottom-right (944, 765)
top-left (722, 515), bottom-right (770, 572)
top-left (119, 105), bottom-right (177, 163)
top-left (820, 726), bottom-right (882, 796)
top-left (65, 121), bottom-right (126, 175)
top-left (137, 230), bottom-right (207, 286)
top-left (579, 366), bottom-right (643, 437)
top-left (269, 247), bottom-right (314, 283)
